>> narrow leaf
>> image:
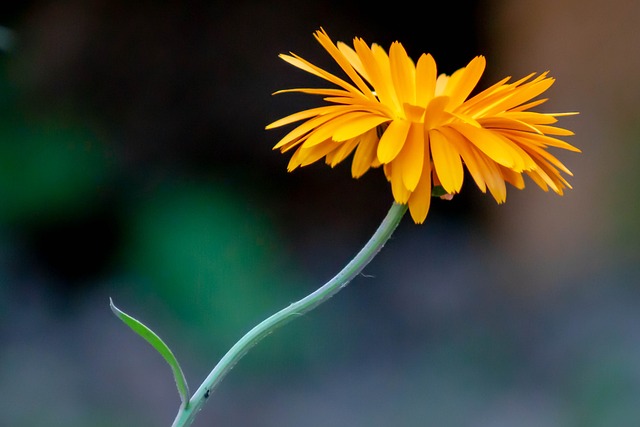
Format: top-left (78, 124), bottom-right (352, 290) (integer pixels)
top-left (110, 298), bottom-right (190, 407)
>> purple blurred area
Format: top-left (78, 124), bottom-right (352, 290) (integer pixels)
top-left (0, 1), bottom-right (638, 426)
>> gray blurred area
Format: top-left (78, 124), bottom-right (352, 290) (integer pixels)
top-left (0, 1), bottom-right (638, 426)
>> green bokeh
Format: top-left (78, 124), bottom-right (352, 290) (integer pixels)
top-left (0, 102), bottom-right (109, 225)
top-left (119, 180), bottom-right (310, 364)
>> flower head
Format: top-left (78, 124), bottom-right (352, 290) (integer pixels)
top-left (267, 28), bottom-right (579, 223)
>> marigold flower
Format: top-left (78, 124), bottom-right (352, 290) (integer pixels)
top-left (267, 28), bottom-right (579, 223)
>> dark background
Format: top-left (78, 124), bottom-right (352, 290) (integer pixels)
top-left (1, 1), bottom-right (638, 426)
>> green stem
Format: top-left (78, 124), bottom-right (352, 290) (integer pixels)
top-left (171, 202), bottom-right (408, 427)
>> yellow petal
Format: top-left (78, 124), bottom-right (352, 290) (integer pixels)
top-left (313, 29), bottom-right (376, 98)
top-left (525, 169), bottom-right (550, 192)
top-left (445, 56), bottom-right (486, 108)
top-left (450, 111), bottom-right (482, 128)
top-left (332, 115), bottom-right (390, 141)
top-left (351, 129), bottom-right (379, 178)
top-left (389, 41), bottom-right (416, 106)
top-left (377, 119), bottom-right (411, 163)
top-left (395, 122), bottom-right (425, 191)
top-left (272, 107), bottom-right (351, 150)
top-left (533, 125), bottom-right (575, 136)
top-left (437, 126), bottom-right (487, 193)
top-left (415, 53), bottom-right (437, 108)
top-left (371, 43), bottom-right (401, 111)
top-left (389, 162), bottom-right (411, 204)
top-left (492, 131), bottom-right (538, 171)
top-left (287, 139), bottom-right (337, 170)
top-left (279, 53), bottom-right (362, 97)
top-left (403, 103), bottom-right (426, 122)
top-left (478, 116), bottom-right (543, 134)
top-left (500, 129), bottom-right (581, 152)
top-left (519, 141), bottom-right (573, 176)
top-left (499, 111), bottom-right (558, 125)
top-left (460, 76), bottom-right (512, 114)
top-left (407, 137), bottom-right (432, 224)
top-left (524, 157), bottom-right (563, 193)
top-left (484, 76), bottom-right (555, 116)
top-left (271, 87), bottom-right (352, 98)
top-left (302, 112), bottom-right (371, 148)
top-left (337, 41), bottom-right (369, 81)
top-left (326, 137), bottom-right (360, 167)
top-left (510, 98), bottom-right (548, 112)
top-left (354, 39), bottom-right (401, 112)
top-left (473, 153), bottom-right (507, 203)
top-left (429, 129), bottom-right (464, 193)
top-left (424, 96), bottom-right (450, 129)
top-left (450, 123), bottom-right (520, 169)
top-left (499, 165), bottom-right (525, 190)
top-left (267, 105), bottom-right (344, 130)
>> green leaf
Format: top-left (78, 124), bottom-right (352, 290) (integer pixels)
top-left (110, 298), bottom-right (190, 407)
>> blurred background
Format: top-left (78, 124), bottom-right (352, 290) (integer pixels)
top-left (0, 1), bottom-right (638, 426)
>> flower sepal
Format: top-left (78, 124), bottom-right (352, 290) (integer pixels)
top-left (431, 185), bottom-right (449, 198)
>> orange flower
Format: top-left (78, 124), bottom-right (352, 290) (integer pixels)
top-left (267, 28), bottom-right (579, 223)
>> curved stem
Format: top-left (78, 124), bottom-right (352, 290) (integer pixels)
top-left (171, 202), bottom-right (408, 427)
